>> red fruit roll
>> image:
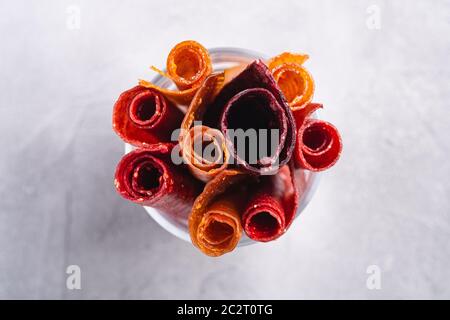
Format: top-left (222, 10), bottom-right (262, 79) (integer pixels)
top-left (112, 86), bottom-right (184, 147)
top-left (220, 88), bottom-right (288, 174)
top-left (242, 163), bottom-right (299, 242)
top-left (292, 103), bottom-right (342, 171)
top-left (209, 60), bottom-right (296, 174)
top-left (295, 118), bottom-right (343, 172)
top-left (114, 143), bottom-right (203, 219)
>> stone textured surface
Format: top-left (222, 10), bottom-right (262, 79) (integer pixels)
top-left (0, 0), bottom-right (449, 299)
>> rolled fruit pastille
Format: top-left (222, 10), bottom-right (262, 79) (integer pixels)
top-left (139, 40), bottom-right (213, 105)
top-left (181, 125), bottom-right (229, 182)
top-left (112, 86), bottom-right (184, 147)
top-left (242, 162), bottom-right (299, 242)
top-left (220, 87), bottom-right (288, 174)
top-left (204, 60), bottom-right (296, 175)
top-left (189, 170), bottom-right (248, 257)
top-left (179, 73), bottom-right (230, 181)
top-left (114, 143), bottom-right (203, 219)
top-left (268, 52), bottom-right (315, 110)
top-left (292, 103), bottom-right (343, 171)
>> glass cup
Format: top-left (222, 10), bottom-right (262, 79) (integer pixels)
top-left (124, 47), bottom-right (321, 246)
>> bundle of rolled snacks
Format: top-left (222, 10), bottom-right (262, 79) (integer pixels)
top-left (113, 40), bottom-right (342, 257)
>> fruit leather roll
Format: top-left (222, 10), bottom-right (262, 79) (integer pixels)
top-left (189, 170), bottom-right (247, 257)
top-left (180, 125), bottom-right (229, 182)
top-left (293, 103), bottom-right (343, 171)
top-left (112, 86), bottom-right (184, 147)
top-left (179, 74), bottom-right (230, 181)
top-left (114, 143), bottom-right (203, 219)
top-left (140, 40), bottom-right (213, 105)
top-left (242, 163), bottom-right (299, 242)
top-left (204, 60), bottom-right (296, 175)
top-left (268, 52), bottom-right (315, 110)
top-left (296, 119), bottom-right (343, 171)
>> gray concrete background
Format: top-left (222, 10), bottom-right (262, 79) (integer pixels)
top-left (0, 0), bottom-right (449, 299)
